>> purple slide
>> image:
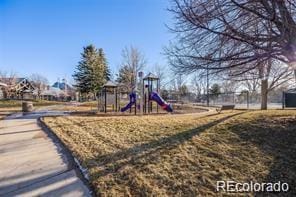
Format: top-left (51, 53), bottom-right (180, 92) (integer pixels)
top-left (150, 91), bottom-right (173, 112)
top-left (121, 92), bottom-right (136, 112)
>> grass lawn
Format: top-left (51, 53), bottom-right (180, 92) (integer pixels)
top-left (0, 99), bottom-right (65, 108)
top-left (50, 101), bottom-right (207, 114)
top-left (0, 100), bottom-right (66, 119)
top-left (42, 110), bottom-right (296, 196)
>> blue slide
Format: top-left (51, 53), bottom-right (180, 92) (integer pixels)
top-left (150, 91), bottom-right (173, 112)
top-left (121, 92), bottom-right (136, 112)
top-left (121, 91), bottom-right (173, 113)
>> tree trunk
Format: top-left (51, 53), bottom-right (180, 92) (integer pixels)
top-left (261, 79), bottom-right (268, 110)
top-left (93, 91), bottom-right (97, 100)
top-left (294, 70), bottom-right (296, 85)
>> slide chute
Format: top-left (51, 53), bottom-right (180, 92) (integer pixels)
top-left (150, 91), bottom-right (173, 112)
top-left (121, 91), bottom-right (173, 113)
top-left (121, 92), bottom-right (136, 112)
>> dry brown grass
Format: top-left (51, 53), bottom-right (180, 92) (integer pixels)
top-left (53, 105), bottom-right (97, 112)
top-left (45, 101), bottom-right (207, 114)
top-left (43, 110), bottom-right (296, 196)
top-left (0, 99), bottom-right (64, 108)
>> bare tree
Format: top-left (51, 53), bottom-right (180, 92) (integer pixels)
top-left (240, 74), bottom-right (261, 94)
top-left (0, 71), bottom-right (18, 99)
top-left (167, 0), bottom-right (296, 109)
top-left (29, 73), bottom-right (49, 99)
top-left (0, 71), bottom-right (18, 85)
top-left (117, 46), bottom-right (146, 91)
top-left (221, 80), bottom-right (239, 93)
top-left (169, 78), bottom-right (178, 92)
top-left (153, 63), bottom-right (167, 88)
top-left (237, 61), bottom-right (294, 107)
top-left (176, 74), bottom-right (186, 92)
top-left (191, 72), bottom-right (207, 97)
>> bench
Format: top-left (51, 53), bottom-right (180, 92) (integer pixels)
top-left (216, 105), bottom-right (235, 113)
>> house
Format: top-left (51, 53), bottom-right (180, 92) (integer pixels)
top-left (0, 82), bottom-right (8, 99)
top-left (0, 77), bottom-right (76, 101)
top-left (39, 79), bottom-right (75, 101)
top-left (52, 80), bottom-right (72, 91)
top-left (37, 86), bottom-right (66, 101)
top-left (0, 78), bottom-right (35, 100)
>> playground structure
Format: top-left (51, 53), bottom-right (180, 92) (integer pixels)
top-left (98, 81), bottom-right (287, 112)
top-left (142, 73), bottom-right (172, 113)
top-left (99, 72), bottom-right (173, 114)
top-left (99, 81), bottom-right (119, 113)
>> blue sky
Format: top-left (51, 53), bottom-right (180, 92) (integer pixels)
top-left (0, 0), bottom-right (173, 84)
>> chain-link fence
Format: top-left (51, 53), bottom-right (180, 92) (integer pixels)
top-left (165, 90), bottom-right (283, 109)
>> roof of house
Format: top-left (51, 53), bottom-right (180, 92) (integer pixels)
top-left (0, 77), bottom-right (26, 84)
top-left (16, 78), bottom-right (26, 83)
top-left (13, 78), bottom-right (35, 93)
top-left (52, 81), bottom-right (73, 91)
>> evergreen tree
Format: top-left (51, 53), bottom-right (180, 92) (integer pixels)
top-left (72, 45), bottom-right (94, 94)
top-left (73, 45), bottom-right (110, 96)
top-left (91, 48), bottom-right (106, 94)
top-left (97, 48), bottom-right (111, 81)
top-left (105, 66), bottom-right (111, 81)
top-left (210, 83), bottom-right (221, 100)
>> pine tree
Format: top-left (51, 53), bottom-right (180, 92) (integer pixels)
top-left (91, 48), bottom-right (111, 93)
top-left (210, 83), bottom-right (221, 100)
top-left (97, 48), bottom-right (111, 81)
top-left (72, 45), bottom-right (95, 94)
top-left (105, 66), bottom-right (111, 81)
top-left (73, 45), bottom-right (111, 97)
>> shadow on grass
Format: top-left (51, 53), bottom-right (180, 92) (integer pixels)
top-left (228, 116), bottom-right (296, 196)
top-left (86, 112), bottom-right (244, 181)
top-left (80, 111), bottom-right (296, 196)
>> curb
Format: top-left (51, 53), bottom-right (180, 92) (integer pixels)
top-left (37, 117), bottom-right (94, 196)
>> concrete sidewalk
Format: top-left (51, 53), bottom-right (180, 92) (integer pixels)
top-left (0, 111), bottom-right (91, 197)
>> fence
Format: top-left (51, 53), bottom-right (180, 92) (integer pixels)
top-left (166, 91), bottom-right (283, 109)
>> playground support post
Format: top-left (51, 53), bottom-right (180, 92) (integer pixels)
top-left (135, 95), bottom-right (137, 115)
top-left (144, 93), bottom-right (147, 113)
top-left (247, 91), bottom-right (249, 109)
top-left (118, 92), bottom-right (121, 111)
top-left (139, 72), bottom-right (144, 115)
top-left (156, 79), bottom-right (159, 113)
top-left (148, 79), bottom-right (151, 113)
top-left (149, 79), bottom-right (153, 113)
top-left (282, 91), bottom-right (285, 109)
top-left (206, 65), bottom-right (210, 107)
top-left (104, 87), bottom-right (107, 113)
top-left (115, 88), bottom-right (118, 112)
